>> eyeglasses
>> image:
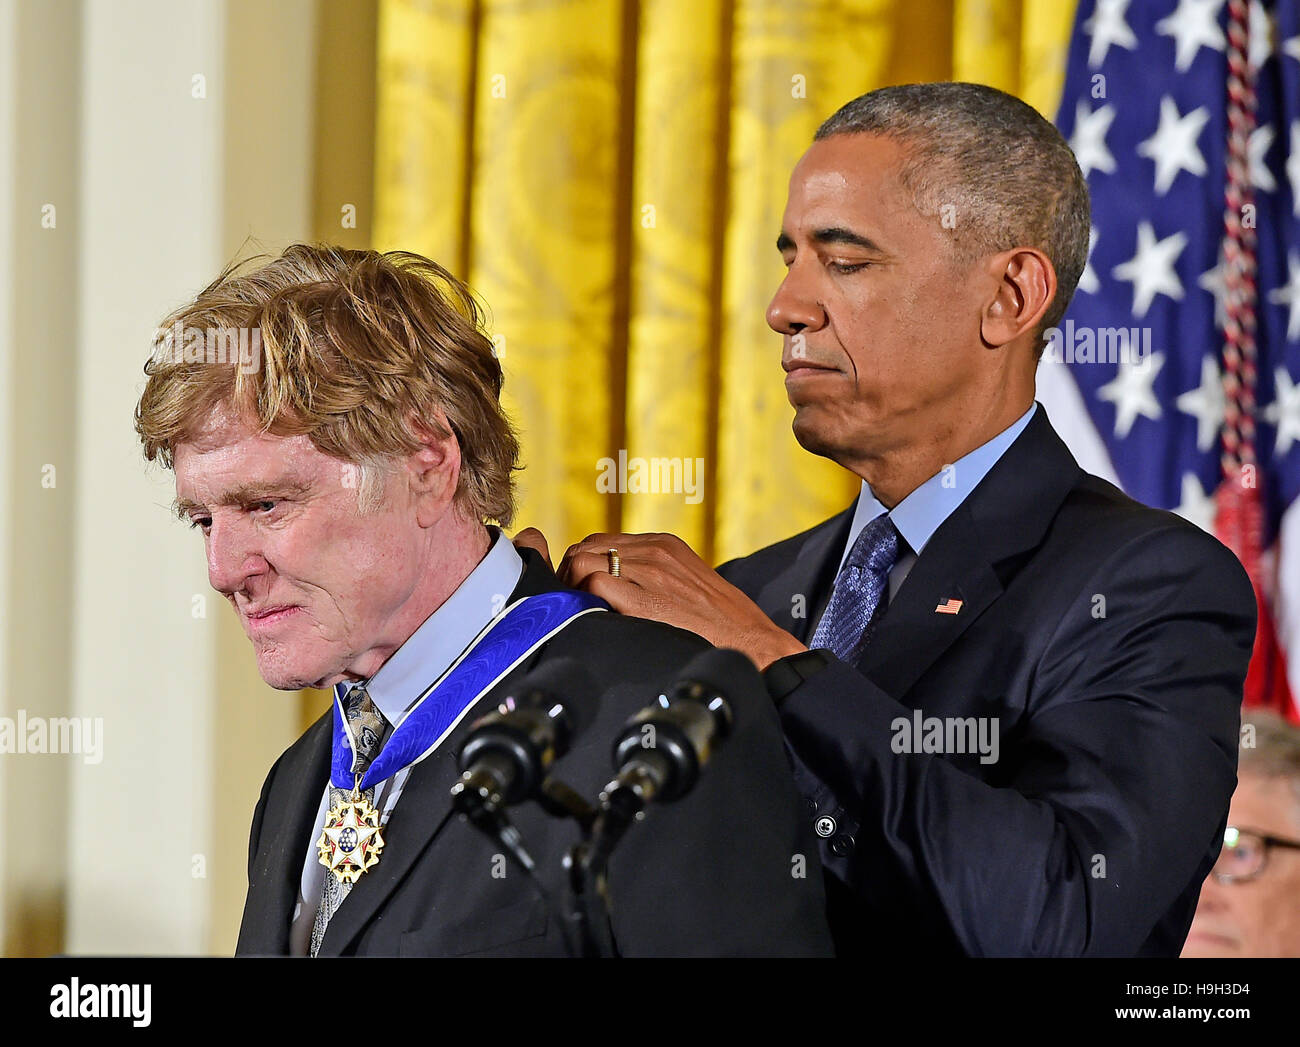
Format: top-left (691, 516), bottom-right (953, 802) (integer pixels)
top-left (1209, 825), bottom-right (1300, 884)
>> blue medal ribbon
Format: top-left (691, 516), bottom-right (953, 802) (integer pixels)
top-left (330, 589), bottom-right (608, 790)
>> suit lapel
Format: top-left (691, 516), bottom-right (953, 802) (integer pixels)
top-left (851, 405), bottom-right (1084, 699)
top-left (315, 547), bottom-right (569, 955)
top-left (754, 505), bottom-right (856, 644)
top-left (238, 716), bottom-right (332, 954)
top-left (853, 502), bottom-right (1004, 698)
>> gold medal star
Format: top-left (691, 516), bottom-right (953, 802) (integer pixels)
top-left (317, 795), bottom-right (384, 884)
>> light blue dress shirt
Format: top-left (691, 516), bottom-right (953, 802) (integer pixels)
top-left (289, 526), bottom-right (525, 954)
top-left (835, 403), bottom-right (1037, 604)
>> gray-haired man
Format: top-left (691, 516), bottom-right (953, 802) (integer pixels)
top-left (521, 82), bottom-right (1258, 957)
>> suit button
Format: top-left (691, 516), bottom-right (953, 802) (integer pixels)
top-left (829, 833), bottom-right (854, 857)
top-left (814, 815), bottom-right (836, 838)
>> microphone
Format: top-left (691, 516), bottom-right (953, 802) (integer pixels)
top-left (452, 657), bottom-right (600, 957)
top-left (451, 657), bottom-right (598, 816)
top-left (579, 648), bottom-right (750, 888)
top-left (558, 649), bottom-right (751, 957)
top-left (605, 646), bottom-right (744, 805)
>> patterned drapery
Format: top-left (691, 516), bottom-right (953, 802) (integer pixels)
top-left (373, 0), bottom-right (1075, 563)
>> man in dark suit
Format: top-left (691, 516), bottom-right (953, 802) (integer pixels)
top-left (527, 83), bottom-right (1259, 956)
top-left (135, 243), bottom-right (831, 957)
top-left (235, 545), bottom-right (829, 957)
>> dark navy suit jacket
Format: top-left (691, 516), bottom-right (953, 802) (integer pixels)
top-left (236, 551), bottom-right (833, 957)
top-left (719, 405), bottom-right (1257, 956)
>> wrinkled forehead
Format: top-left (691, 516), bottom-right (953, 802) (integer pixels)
top-left (181, 400), bottom-right (260, 452)
top-left (173, 406), bottom-right (323, 496)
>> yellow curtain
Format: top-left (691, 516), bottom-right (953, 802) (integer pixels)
top-left (374, 0), bottom-right (1077, 565)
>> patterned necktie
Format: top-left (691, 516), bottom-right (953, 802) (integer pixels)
top-left (310, 683), bottom-right (389, 957)
top-left (809, 512), bottom-right (901, 664)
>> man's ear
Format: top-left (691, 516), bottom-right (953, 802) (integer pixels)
top-left (980, 247), bottom-right (1057, 350)
top-left (406, 410), bottom-right (462, 527)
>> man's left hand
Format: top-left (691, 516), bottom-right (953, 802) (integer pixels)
top-left (520, 530), bottom-right (808, 670)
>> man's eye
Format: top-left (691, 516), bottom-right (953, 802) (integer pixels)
top-left (189, 516), bottom-right (211, 530)
top-left (252, 500), bottom-right (277, 515)
top-left (829, 261), bottom-right (869, 274)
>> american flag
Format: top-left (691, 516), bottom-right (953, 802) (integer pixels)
top-left (1040, 0), bottom-right (1300, 722)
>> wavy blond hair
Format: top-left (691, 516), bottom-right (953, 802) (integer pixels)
top-left (134, 243), bottom-right (519, 525)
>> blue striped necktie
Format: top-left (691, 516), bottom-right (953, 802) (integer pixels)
top-left (809, 513), bottom-right (901, 664)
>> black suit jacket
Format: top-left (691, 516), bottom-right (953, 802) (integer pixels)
top-left (718, 404), bottom-right (1257, 957)
top-left (236, 549), bottom-right (833, 957)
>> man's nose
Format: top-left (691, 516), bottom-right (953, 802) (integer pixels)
top-left (767, 265), bottom-right (827, 335)
top-left (1196, 873), bottom-right (1230, 913)
top-left (206, 515), bottom-right (267, 596)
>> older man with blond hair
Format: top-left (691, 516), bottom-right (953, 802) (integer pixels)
top-left (135, 244), bottom-right (832, 957)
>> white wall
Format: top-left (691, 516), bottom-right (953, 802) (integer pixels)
top-left (0, 0), bottom-right (17, 959)
top-left (0, 0), bottom-right (83, 957)
top-left (0, 0), bottom-right (317, 955)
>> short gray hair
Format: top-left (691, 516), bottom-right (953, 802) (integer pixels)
top-left (815, 82), bottom-right (1091, 357)
top-left (1240, 709), bottom-right (1300, 828)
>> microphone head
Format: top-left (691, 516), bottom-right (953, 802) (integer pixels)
top-left (499, 656), bottom-right (601, 738)
top-left (607, 648), bottom-right (757, 803)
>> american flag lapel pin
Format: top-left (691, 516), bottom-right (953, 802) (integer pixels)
top-left (934, 597), bottom-right (963, 615)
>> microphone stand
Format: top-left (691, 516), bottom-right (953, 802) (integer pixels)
top-left (567, 766), bottom-right (659, 958)
top-left (455, 738), bottom-right (706, 957)
top-left (456, 769), bottom-right (619, 958)
top-left (534, 777), bottom-right (616, 959)
top-left (452, 769), bottom-right (579, 957)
